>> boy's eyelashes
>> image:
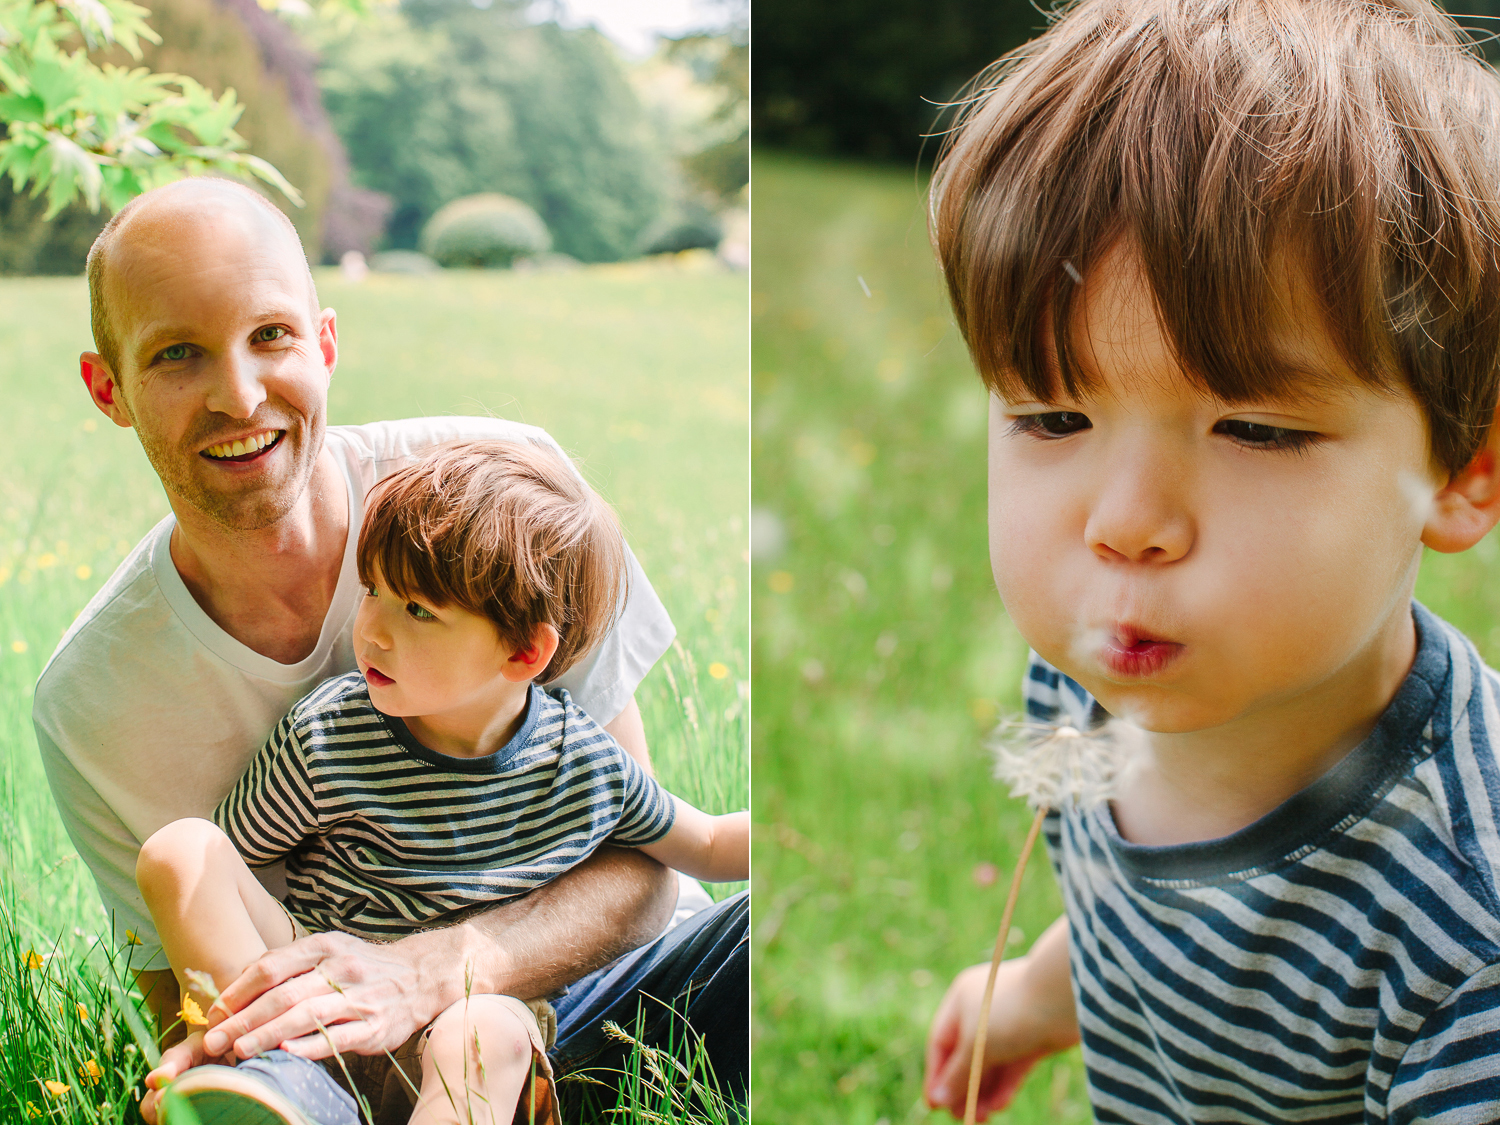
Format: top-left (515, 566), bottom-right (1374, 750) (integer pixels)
top-left (1005, 410), bottom-right (1319, 452)
top-left (1212, 418), bottom-right (1320, 453)
top-left (1008, 411), bottom-right (1092, 438)
top-left (361, 583), bottom-right (440, 621)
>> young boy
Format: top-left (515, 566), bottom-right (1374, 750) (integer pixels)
top-left (921, 0), bottom-right (1500, 1121)
top-left (134, 438), bottom-right (748, 1125)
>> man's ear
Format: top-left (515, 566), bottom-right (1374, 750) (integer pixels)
top-left (80, 353), bottom-right (134, 429)
top-left (500, 623), bottom-right (561, 684)
top-left (1422, 426), bottom-right (1500, 553)
top-left (318, 308), bottom-right (338, 378)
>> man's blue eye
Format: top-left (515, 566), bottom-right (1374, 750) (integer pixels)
top-left (1214, 419), bottom-right (1317, 452)
top-left (406, 602), bottom-right (436, 620)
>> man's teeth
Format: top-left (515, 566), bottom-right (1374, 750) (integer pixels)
top-left (205, 430), bottom-right (281, 460)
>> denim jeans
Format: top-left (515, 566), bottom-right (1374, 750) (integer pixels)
top-left (551, 890), bottom-right (748, 1119)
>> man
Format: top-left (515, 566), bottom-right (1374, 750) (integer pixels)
top-left (33, 177), bottom-right (747, 1121)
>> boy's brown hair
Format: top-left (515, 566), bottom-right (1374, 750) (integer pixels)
top-left (357, 439), bottom-right (626, 680)
top-left (931, 0), bottom-right (1500, 475)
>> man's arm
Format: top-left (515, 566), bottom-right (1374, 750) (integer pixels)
top-left (201, 843), bottom-right (676, 1060)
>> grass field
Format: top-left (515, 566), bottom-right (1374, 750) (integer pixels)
top-left (749, 151), bottom-right (1500, 1124)
top-left (0, 258), bottom-right (747, 1122)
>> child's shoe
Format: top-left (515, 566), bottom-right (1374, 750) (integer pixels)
top-left (163, 1050), bottom-right (360, 1125)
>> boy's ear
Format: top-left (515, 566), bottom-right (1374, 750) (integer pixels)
top-left (500, 623), bottom-right (561, 684)
top-left (1422, 425), bottom-right (1500, 553)
top-left (80, 353), bottom-right (134, 429)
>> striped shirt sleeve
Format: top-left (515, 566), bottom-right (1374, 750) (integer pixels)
top-left (607, 747), bottom-right (677, 846)
top-left (1387, 961), bottom-right (1500, 1123)
top-left (214, 712), bottom-right (320, 867)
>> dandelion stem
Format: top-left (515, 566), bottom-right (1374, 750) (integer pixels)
top-left (964, 806), bottom-right (1046, 1125)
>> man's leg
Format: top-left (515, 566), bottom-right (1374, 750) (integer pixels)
top-left (550, 890), bottom-right (747, 1119)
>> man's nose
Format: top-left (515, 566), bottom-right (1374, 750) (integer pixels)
top-left (203, 350), bottom-right (268, 420)
top-left (1083, 441), bottom-right (1195, 564)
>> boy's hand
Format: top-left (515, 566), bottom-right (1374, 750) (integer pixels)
top-left (923, 917), bottom-right (1080, 1120)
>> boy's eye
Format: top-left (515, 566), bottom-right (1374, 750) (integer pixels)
top-left (1214, 418), bottom-right (1318, 452)
top-left (254, 326), bottom-right (288, 343)
top-left (405, 602), bottom-right (436, 621)
top-left (157, 344), bottom-right (191, 362)
top-left (1011, 411), bottom-right (1092, 438)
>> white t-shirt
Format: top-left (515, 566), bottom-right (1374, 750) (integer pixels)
top-left (32, 417), bottom-right (677, 970)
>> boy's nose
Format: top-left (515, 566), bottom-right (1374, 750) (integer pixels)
top-left (1083, 449), bottom-right (1195, 564)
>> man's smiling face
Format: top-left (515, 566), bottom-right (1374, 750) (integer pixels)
top-left (89, 184), bottom-right (337, 531)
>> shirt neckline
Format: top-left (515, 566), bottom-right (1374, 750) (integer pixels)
top-left (1101, 602), bottom-right (1451, 887)
top-left (372, 682), bottom-right (544, 774)
top-left (150, 431), bottom-right (364, 685)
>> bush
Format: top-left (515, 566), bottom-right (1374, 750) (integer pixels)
top-left (638, 205), bottom-right (724, 256)
top-left (419, 194), bottom-right (551, 269)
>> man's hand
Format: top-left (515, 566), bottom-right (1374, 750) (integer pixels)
top-left (203, 845), bottom-right (677, 1060)
top-left (923, 916), bottom-right (1079, 1120)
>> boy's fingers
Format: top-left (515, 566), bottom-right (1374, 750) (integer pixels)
top-left (923, 995), bottom-right (960, 1098)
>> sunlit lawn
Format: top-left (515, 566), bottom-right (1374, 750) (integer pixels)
top-left (749, 150), bottom-right (1500, 1124)
top-left (0, 258), bottom-right (747, 1122)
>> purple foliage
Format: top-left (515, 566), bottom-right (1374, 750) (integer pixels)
top-left (211, 0), bottom-right (391, 258)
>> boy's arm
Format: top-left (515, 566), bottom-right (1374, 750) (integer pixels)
top-left (924, 915), bottom-right (1079, 1119)
top-left (638, 800), bottom-right (749, 883)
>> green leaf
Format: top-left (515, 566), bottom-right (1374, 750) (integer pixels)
top-left (26, 52), bottom-right (83, 121)
top-left (41, 130), bottom-right (102, 214)
top-left (0, 92), bottom-right (45, 122)
top-left (233, 152), bottom-right (303, 206)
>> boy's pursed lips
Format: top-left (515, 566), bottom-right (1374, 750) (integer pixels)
top-left (1097, 622), bottom-right (1184, 678)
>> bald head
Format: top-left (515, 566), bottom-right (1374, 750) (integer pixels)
top-left (86, 179), bottom-right (318, 377)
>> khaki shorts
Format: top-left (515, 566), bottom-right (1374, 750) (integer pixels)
top-left (283, 911), bottom-right (557, 1125)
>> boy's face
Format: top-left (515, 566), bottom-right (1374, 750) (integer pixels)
top-left (988, 241), bottom-right (1444, 735)
top-left (83, 187), bottom-right (336, 532)
top-left (354, 571), bottom-right (515, 724)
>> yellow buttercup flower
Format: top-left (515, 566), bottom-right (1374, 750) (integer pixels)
top-left (21, 950), bottom-right (42, 971)
top-left (78, 1059), bottom-right (102, 1085)
top-left (124, 930), bottom-right (142, 946)
top-left (708, 662), bottom-right (729, 679)
top-left (62, 1001), bottom-right (88, 1022)
top-left (24, 1101), bottom-right (40, 1118)
top-left (43, 1080), bottom-right (70, 1097)
top-left (178, 995), bottom-right (208, 1027)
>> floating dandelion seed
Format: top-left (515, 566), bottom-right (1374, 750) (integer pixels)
top-left (1062, 260), bottom-right (1084, 285)
top-left (858, 275), bottom-right (872, 297)
top-left (963, 720), bottom-right (1134, 1125)
top-left (182, 968), bottom-right (221, 1004)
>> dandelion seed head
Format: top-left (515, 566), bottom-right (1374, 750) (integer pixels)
top-left (1063, 260), bottom-right (1084, 285)
top-left (1398, 469), bottom-right (1436, 526)
top-left (990, 718), bottom-right (1140, 810)
top-left (182, 968), bottom-right (221, 1003)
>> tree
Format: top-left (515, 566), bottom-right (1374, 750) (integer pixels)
top-left (0, 0), bottom-right (300, 218)
top-left (316, 0), bottom-right (666, 261)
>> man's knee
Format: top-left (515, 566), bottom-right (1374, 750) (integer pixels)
top-left (135, 817), bottom-right (233, 901)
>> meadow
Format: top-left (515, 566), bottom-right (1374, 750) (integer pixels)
top-left (0, 259), bottom-right (748, 1122)
top-left (749, 152), bottom-right (1500, 1124)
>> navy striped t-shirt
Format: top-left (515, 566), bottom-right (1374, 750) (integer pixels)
top-left (214, 672), bottom-right (675, 940)
top-left (1025, 602), bottom-right (1500, 1123)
